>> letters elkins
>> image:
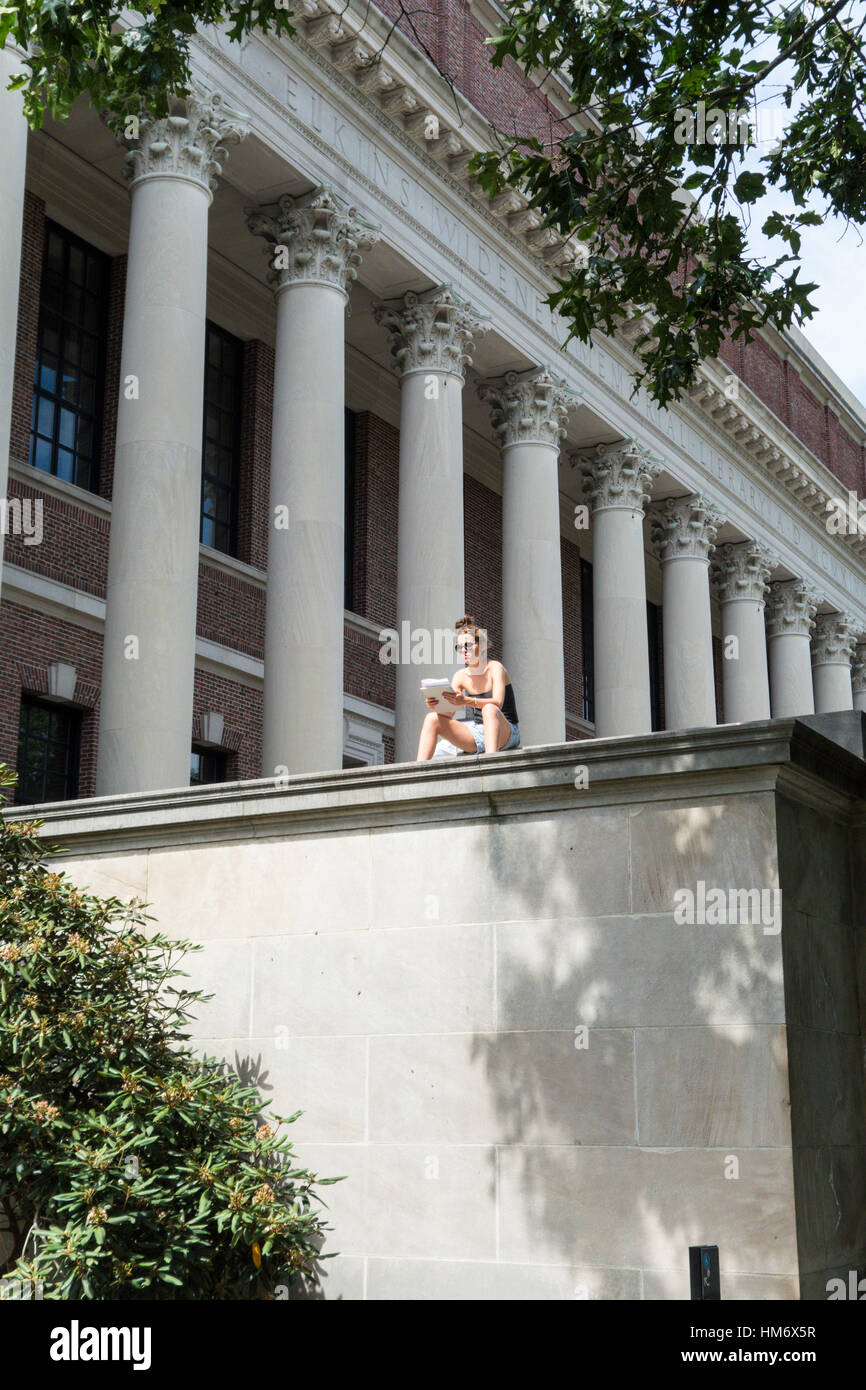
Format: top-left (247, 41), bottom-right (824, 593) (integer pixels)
top-left (49, 1320), bottom-right (152, 1371)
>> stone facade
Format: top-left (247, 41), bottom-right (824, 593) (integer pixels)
top-left (14, 715), bottom-right (866, 1300)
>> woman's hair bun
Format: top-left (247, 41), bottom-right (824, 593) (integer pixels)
top-left (454, 614), bottom-right (476, 630)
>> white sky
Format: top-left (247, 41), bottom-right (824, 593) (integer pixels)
top-left (741, 116), bottom-right (866, 409)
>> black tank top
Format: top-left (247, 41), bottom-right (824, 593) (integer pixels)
top-left (465, 680), bottom-right (519, 725)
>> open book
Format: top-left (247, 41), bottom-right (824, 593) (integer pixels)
top-left (421, 678), bottom-right (459, 709)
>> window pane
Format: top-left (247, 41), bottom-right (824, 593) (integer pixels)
top-left (27, 704), bottom-right (51, 739)
top-left (39, 356), bottom-right (58, 394)
top-left (85, 255), bottom-right (105, 295)
top-left (36, 397), bottom-right (54, 438)
top-left (78, 374), bottom-right (96, 415)
top-left (77, 419), bottom-right (94, 461)
top-left (83, 293), bottom-right (102, 332)
top-left (46, 740), bottom-right (69, 775)
top-left (57, 448), bottom-right (75, 482)
top-left (65, 282), bottom-right (83, 322)
top-left (42, 273), bottom-right (62, 313)
top-left (46, 231), bottom-right (64, 273)
top-left (219, 411), bottom-right (235, 446)
top-left (68, 244), bottom-right (85, 286)
top-left (31, 436), bottom-right (52, 471)
top-left (42, 315), bottom-right (61, 359)
top-left (59, 409), bottom-right (76, 449)
top-left (64, 324), bottom-right (81, 366)
top-left (81, 333), bottom-right (99, 374)
top-left (218, 448), bottom-right (234, 485)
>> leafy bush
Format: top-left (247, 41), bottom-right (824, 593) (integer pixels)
top-left (0, 763), bottom-right (339, 1298)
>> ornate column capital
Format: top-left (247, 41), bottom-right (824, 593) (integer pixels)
top-left (649, 493), bottom-right (724, 563)
top-left (811, 610), bottom-right (857, 667)
top-left (764, 579), bottom-right (820, 639)
top-left (576, 440), bottom-right (662, 514)
top-left (121, 87), bottom-right (250, 197)
top-left (852, 639), bottom-right (866, 696)
top-left (371, 284), bottom-right (488, 381)
top-left (710, 539), bottom-right (779, 605)
top-left (476, 365), bottom-right (576, 448)
top-left (246, 185), bottom-right (380, 296)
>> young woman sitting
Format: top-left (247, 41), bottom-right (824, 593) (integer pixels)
top-left (415, 614), bottom-right (521, 760)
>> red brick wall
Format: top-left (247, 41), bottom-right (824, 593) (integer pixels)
top-left (351, 411), bottom-right (399, 630)
top-left (374, 0), bottom-right (567, 148)
top-left (713, 633), bottom-right (724, 725)
top-left (192, 668), bottom-right (262, 783)
top-left (10, 191), bottom-right (44, 467)
top-left (196, 562), bottom-right (264, 659)
top-left (4, 472), bottom-right (109, 598)
top-left (788, 376), bottom-right (827, 462)
top-left (827, 410), bottom-right (863, 494)
top-left (464, 471), bottom-right (503, 658)
top-left (237, 339), bottom-right (273, 571)
top-left (562, 533), bottom-right (582, 730)
top-left (343, 410), bottom-right (399, 712)
top-left (0, 602), bottom-right (103, 796)
top-left (713, 326), bottom-right (864, 497)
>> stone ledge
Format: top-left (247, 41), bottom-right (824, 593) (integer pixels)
top-left (6, 714), bottom-right (864, 853)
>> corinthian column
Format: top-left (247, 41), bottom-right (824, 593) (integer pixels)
top-left (372, 286), bottom-right (487, 764)
top-left (247, 188), bottom-right (378, 776)
top-left (649, 493), bottom-right (723, 730)
top-left (97, 90), bottom-right (249, 795)
top-left (0, 43), bottom-right (28, 595)
top-left (764, 580), bottom-right (818, 717)
top-left (477, 366), bottom-right (574, 746)
top-left (852, 639), bottom-right (866, 714)
top-left (578, 441), bottom-right (661, 736)
top-left (710, 540), bottom-right (777, 723)
top-left (811, 611), bottom-right (856, 712)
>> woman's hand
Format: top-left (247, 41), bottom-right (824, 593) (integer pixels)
top-left (425, 696), bottom-right (441, 710)
top-left (442, 689), bottom-right (466, 706)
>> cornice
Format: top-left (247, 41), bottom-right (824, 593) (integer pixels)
top-left (685, 360), bottom-right (866, 569)
top-left (615, 315), bottom-right (866, 576)
top-left (197, 7), bottom-right (583, 276)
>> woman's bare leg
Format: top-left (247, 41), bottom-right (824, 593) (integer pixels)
top-left (416, 711), bottom-right (478, 759)
top-left (481, 702), bottom-right (512, 753)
